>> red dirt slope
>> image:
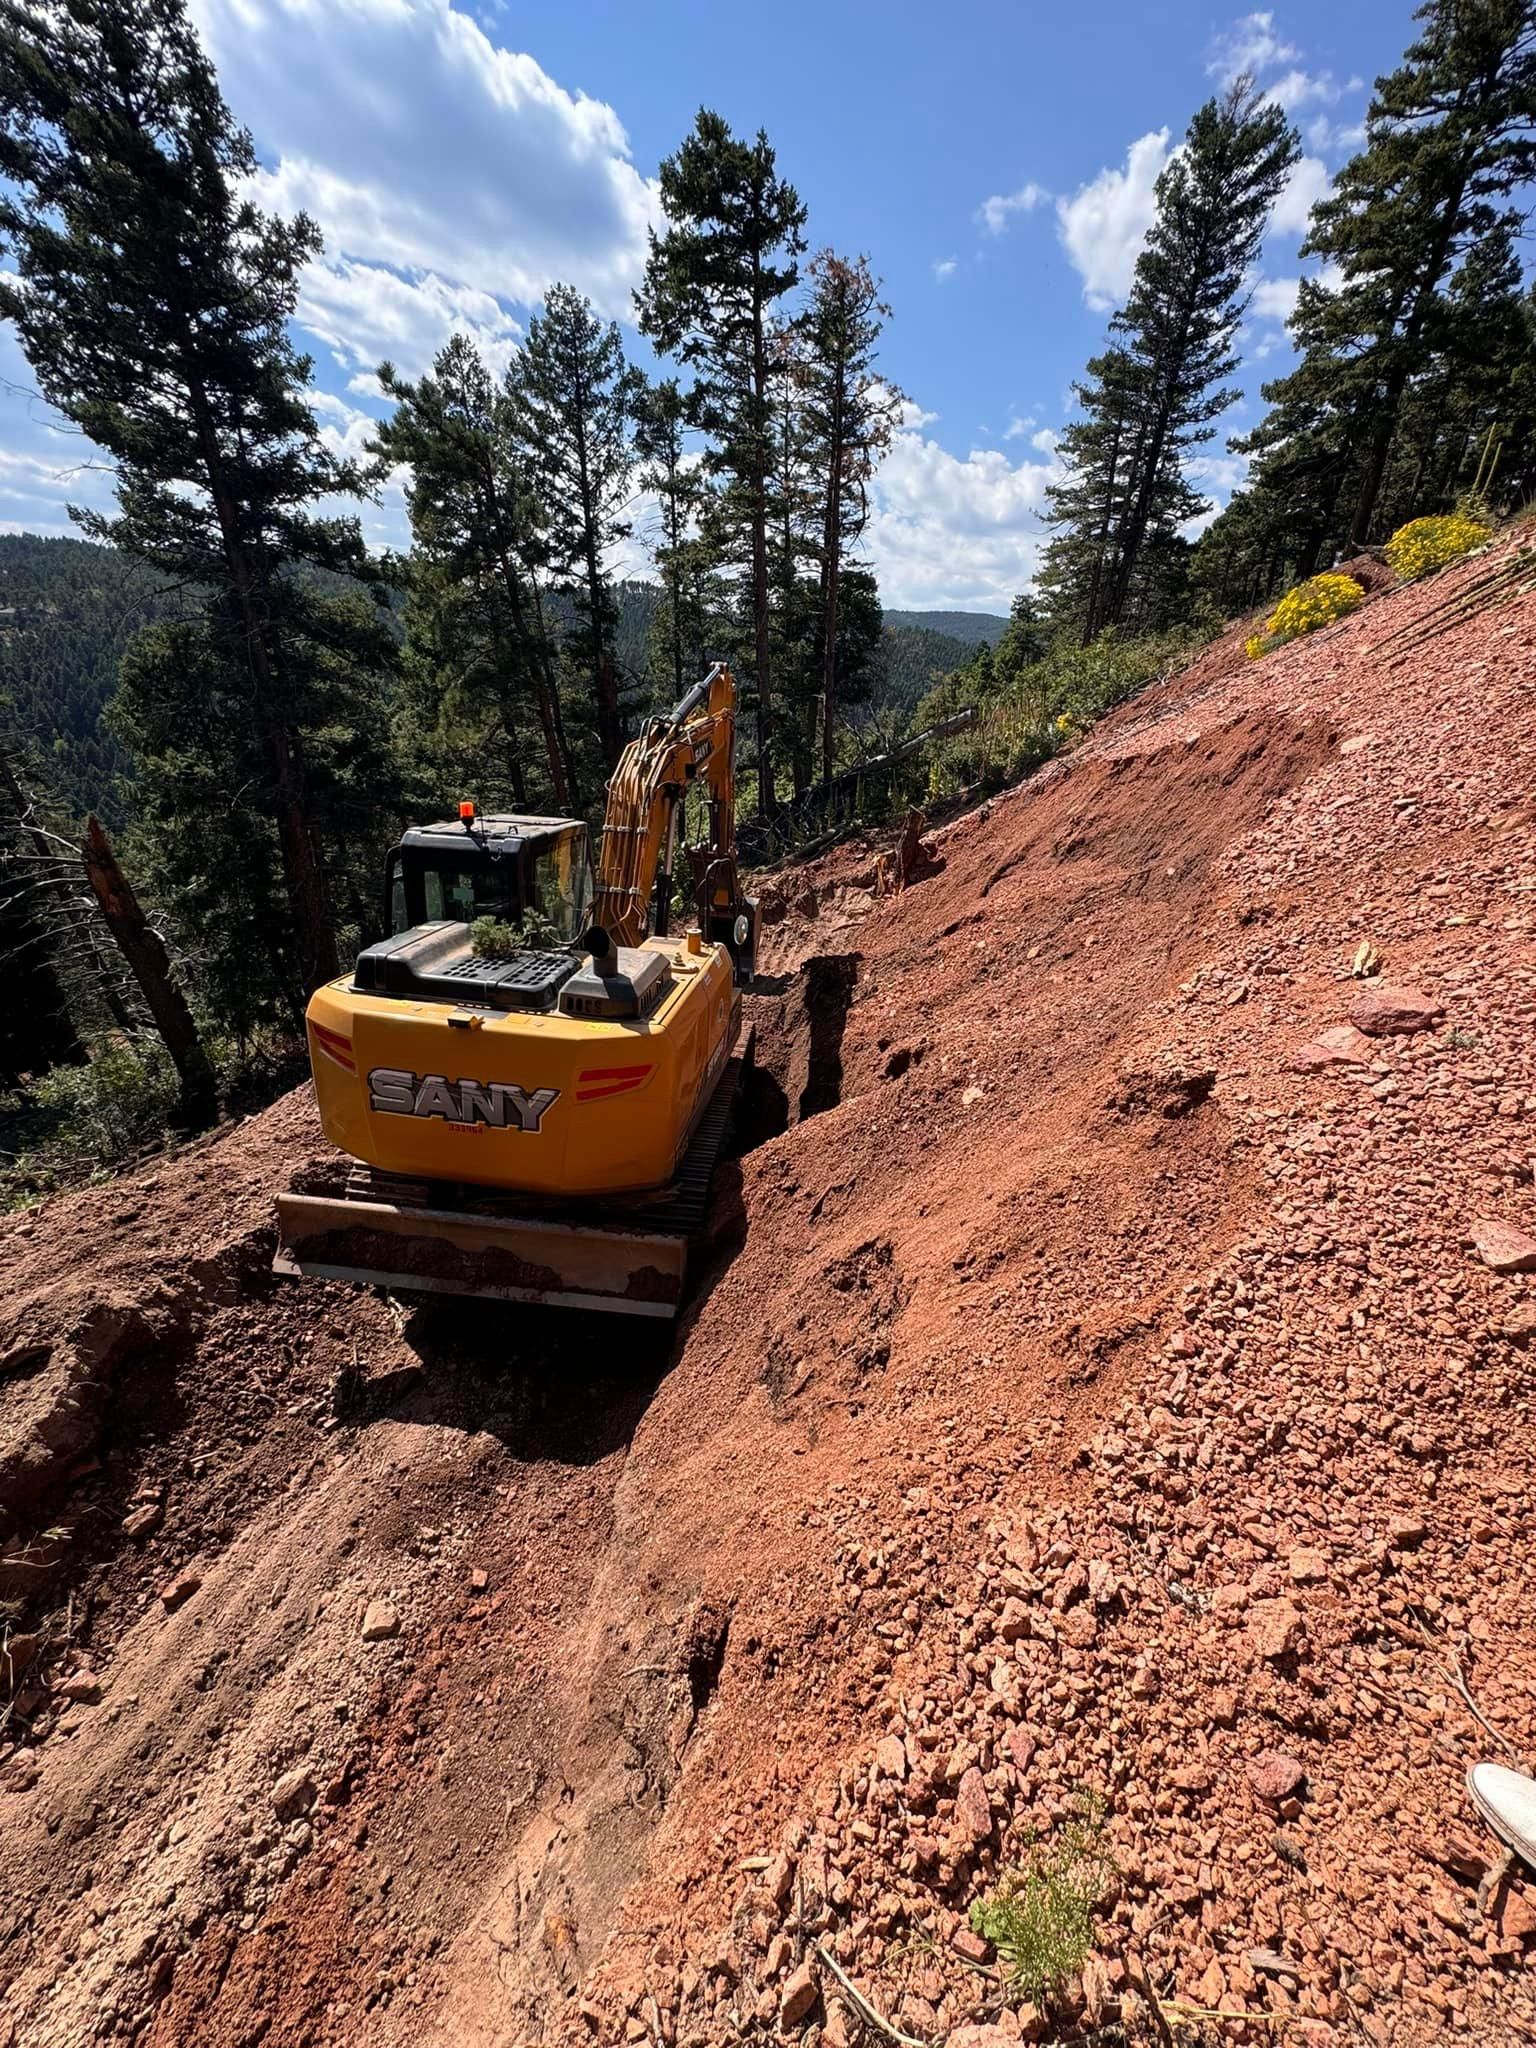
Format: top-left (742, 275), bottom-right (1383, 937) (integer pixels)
top-left (1, 530), bottom-right (1534, 2048)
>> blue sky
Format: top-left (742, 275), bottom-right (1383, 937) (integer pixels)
top-left (0, 0), bottom-right (1414, 610)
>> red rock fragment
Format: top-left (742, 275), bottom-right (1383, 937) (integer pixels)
top-left (955, 1766), bottom-right (993, 1844)
top-left (1005, 1724), bottom-right (1037, 1773)
top-left (1247, 1749), bottom-right (1307, 1802)
top-left (1468, 1218), bottom-right (1536, 1275)
top-left (1246, 1596), bottom-right (1303, 1661)
top-left (1291, 1023), bottom-right (1376, 1071)
top-left (1498, 1886), bottom-right (1536, 1943)
top-left (778, 1958), bottom-right (818, 2028)
top-left (874, 1735), bottom-right (906, 1781)
top-left (1349, 984), bottom-right (1443, 1035)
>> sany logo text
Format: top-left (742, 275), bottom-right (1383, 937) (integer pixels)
top-left (367, 1068), bottom-right (558, 1132)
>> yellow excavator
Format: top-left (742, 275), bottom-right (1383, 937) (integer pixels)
top-left (273, 663), bottom-right (757, 1317)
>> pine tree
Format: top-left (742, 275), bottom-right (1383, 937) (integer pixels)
top-left (636, 111), bottom-right (806, 816)
top-left (1036, 347), bottom-right (1147, 633)
top-left (1042, 83), bottom-right (1298, 640)
top-left (764, 317), bottom-right (822, 793)
top-left (1313, 0), bottom-right (1535, 547)
top-left (374, 337), bottom-right (578, 810)
top-left (519, 284), bottom-right (644, 768)
top-left (1202, 3), bottom-right (1536, 607)
top-left (0, 0), bottom-right (396, 1004)
top-left (0, 731), bottom-right (84, 1083)
top-left (800, 253), bottom-right (903, 787)
top-left (109, 581), bottom-right (399, 1033)
top-left (632, 378), bottom-right (711, 699)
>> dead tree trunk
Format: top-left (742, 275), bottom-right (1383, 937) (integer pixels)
top-left (82, 816), bottom-right (217, 1132)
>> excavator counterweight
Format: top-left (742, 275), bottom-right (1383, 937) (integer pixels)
top-left (274, 666), bottom-right (757, 1316)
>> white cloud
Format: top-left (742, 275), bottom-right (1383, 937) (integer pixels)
top-left (932, 257), bottom-right (958, 282)
top-left (1207, 11), bottom-right (1298, 82)
top-left (1209, 14), bottom-right (1359, 144)
top-left (189, 0), bottom-right (658, 384)
top-left (1186, 452), bottom-right (1249, 496)
top-left (1262, 67), bottom-right (1343, 112)
top-left (311, 393), bottom-right (381, 466)
top-left (1271, 154), bottom-right (1332, 235)
top-left (977, 182), bottom-right (1049, 235)
top-left (1179, 452), bottom-right (1250, 539)
top-left (1002, 414), bottom-right (1037, 440)
top-left (1055, 130), bottom-right (1172, 310)
top-left (865, 411), bottom-right (1063, 610)
top-left (1306, 114), bottom-right (1367, 154)
top-left (1250, 274), bottom-right (1300, 323)
top-left (297, 258), bottom-right (523, 380)
top-left (894, 397), bottom-right (941, 432)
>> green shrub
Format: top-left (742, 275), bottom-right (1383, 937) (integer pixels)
top-left (923, 625), bottom-right (1206, 797)
top-left (1, 1036), bottom-right (182, 1204)
top-left (968, 1793), bottom-right (1116, 2006)
top-left (1384, 512), bottom-right (1491, 581)
top-left (470, 915), bottom-right (519, 958)
top-left (470, 910), bottom-right (563, 957)
top-left (28, 1037), bottom-right (180, 1161)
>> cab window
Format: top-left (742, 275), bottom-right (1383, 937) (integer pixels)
top-left (422, 862), bottom-right (519, 926)
top-left (530, 835), bottom-right (590, 942)
top-left (386, 851), bottom-right (407, 934)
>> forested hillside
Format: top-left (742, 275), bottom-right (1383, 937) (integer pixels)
top-left (0, 535), bottom-right (188, 824)
top-left (0, 542), bottom-right (982, 830)
top-left (881, 609), bottom-right (1006, 646)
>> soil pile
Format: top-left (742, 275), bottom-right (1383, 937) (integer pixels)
top-left (2, 531), bottom-right (1534, 2047)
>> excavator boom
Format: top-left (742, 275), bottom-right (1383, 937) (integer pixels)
top-left (589, 662), bottom-right (747, 961)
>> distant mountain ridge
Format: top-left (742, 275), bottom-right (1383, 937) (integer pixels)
top-left (882, 609), bottom-right (1007, 646)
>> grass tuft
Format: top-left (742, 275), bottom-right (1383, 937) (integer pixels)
top-left (969, 1790), bottom-right (1116, 2007)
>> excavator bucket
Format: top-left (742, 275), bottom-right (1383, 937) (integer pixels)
top-left (273, 1026), bottom-right (750, 1317)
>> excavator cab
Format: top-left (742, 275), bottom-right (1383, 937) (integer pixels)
top-left (382, 814), bottom-right (592, 943)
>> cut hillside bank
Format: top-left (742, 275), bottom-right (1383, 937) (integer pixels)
top-left (0, 532), bottom-right (1531, 2048)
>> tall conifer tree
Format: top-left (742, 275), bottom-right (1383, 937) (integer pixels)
top-left (633, 378), bottom-right (711, 700)
top-left (800, 253), bottom-right (903, 788)
top-left (0, 0), bottom-right (396, 1009)
top-left (374, 337), bottom-right (577, 810)
top-left (1042, 83), bottom-right (1298, 640)
top-left (1211, 0), bottom-right (1536, 582)
top-left (519, 284), bottom-right (643, 768)
top-left (636, 111), bottom-right (806, 815)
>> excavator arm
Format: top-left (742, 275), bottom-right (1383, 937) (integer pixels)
top-left (589, 663), bottom-right (751, 968)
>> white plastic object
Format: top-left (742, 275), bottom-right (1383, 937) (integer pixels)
top-left (1467, 1762), bottom-right (1536, 1873)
